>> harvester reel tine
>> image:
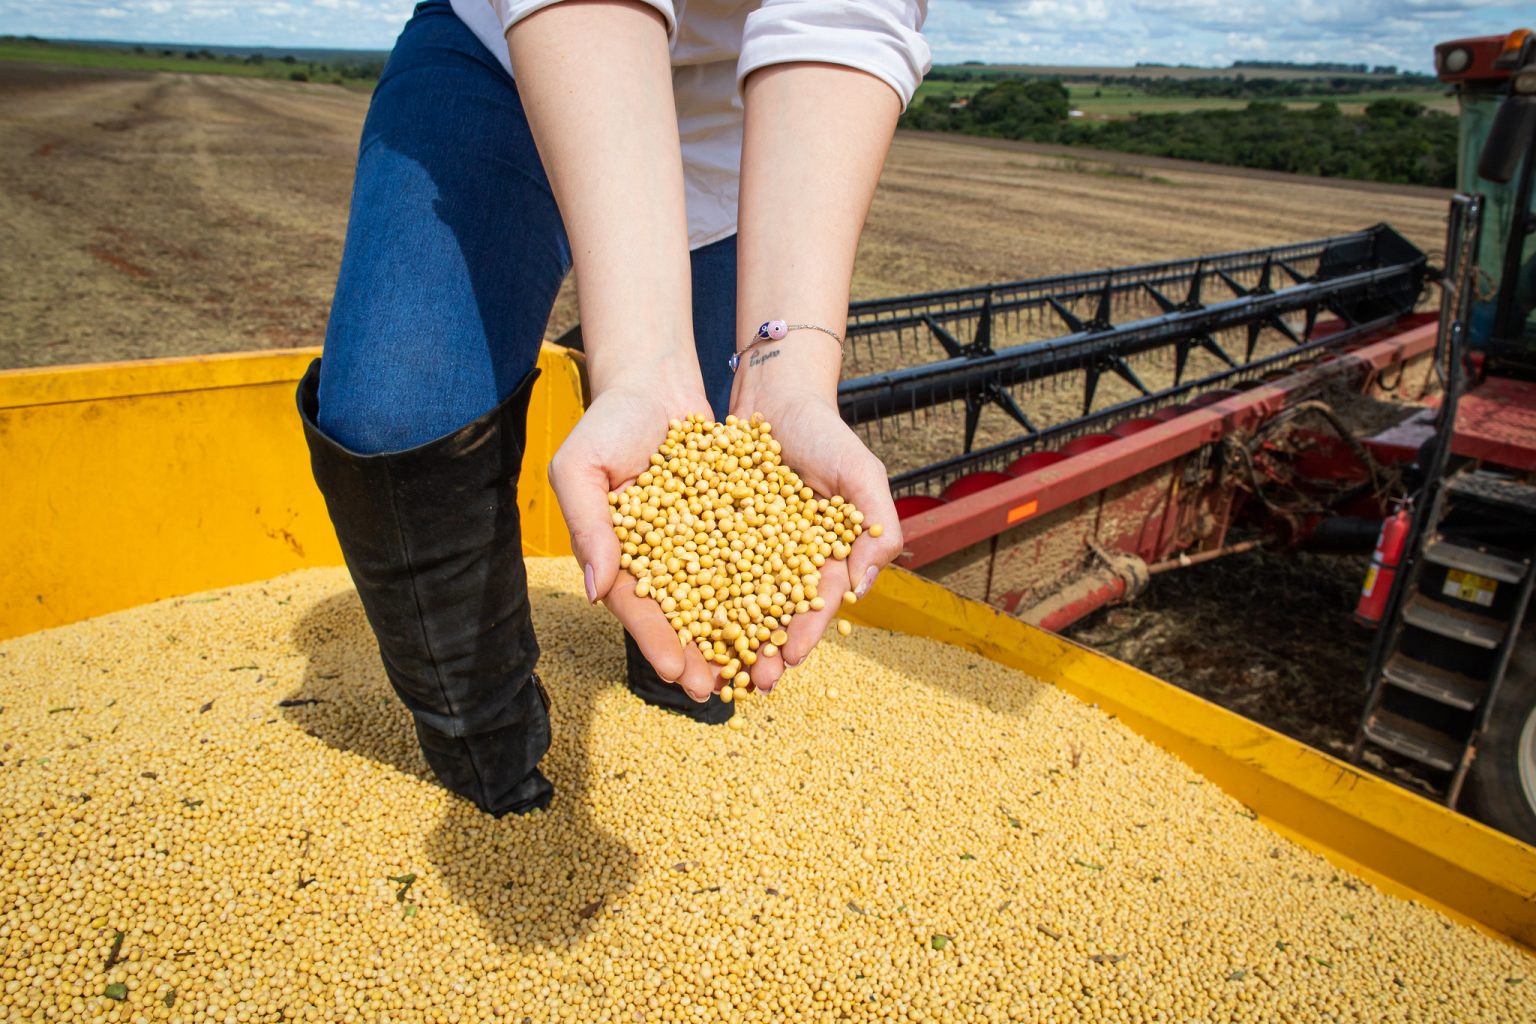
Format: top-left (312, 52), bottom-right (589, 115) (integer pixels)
top-left (1278, 259), bottom-right (1307, 285)
top-left (963, 393), bottom-right (984, 453)
top-left (991, 384), bottom-right (1037, 435)
top-left (1082, 364), bottom-right (1101, 416)
top-left (923, 315), bottom-right (965, 359)
top-left (1199, 334), bottom-right (1237, 367)
top-left (1268, 314), bottom-right (1301, 346)
top-left (1047, 296), bottom-right (1084, 334)
top-left (1256, 255), bottom-right (1275, 295)
top-left (974, 294), bottom-right (994, 353)
top-left (1108, 355), bottom-right (1152, 396)
top-left (1092, 281), bottom-right (1115, 331)
top-left (1142, 282), bottom-right (1177, 314)
top-left (1182, 262), bottom-right (1205, 310)
top-left (1217, 268), bottom-right (1248, 298)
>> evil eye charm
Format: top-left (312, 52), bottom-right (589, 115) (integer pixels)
top-left (759, 319), bottom-right (788, 341)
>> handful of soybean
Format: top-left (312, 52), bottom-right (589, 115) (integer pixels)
top-left (609, 413), bottom-right (878, 701)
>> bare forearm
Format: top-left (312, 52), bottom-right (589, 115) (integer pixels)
top-left (732, 63), bottom-right (901, 405)
top-left (507, 1), bottom-right (698, 398)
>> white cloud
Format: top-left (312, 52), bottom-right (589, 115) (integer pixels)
top-left (0, 0), bottom-right (1528, 68)
top-left (925, 0), bottom-right (1529, 69)
top-left (0, 0), bottom-right (416, 47)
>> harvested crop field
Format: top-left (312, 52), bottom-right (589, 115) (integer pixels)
top-left (3, 558), bottom-right (1532, 1023)
top-left (0, 64), bottom-right (1447, 370)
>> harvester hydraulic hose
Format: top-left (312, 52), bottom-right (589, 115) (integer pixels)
top-left (1225, 438), bottom-right (1323, 524)
top-left (1247, 399), bottom-right (1389, 504)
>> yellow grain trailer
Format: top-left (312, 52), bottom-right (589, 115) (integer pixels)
top-left (2, 345), bottom-right (1532, 960)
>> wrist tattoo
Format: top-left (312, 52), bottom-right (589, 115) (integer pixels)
top-left (729, 320), bottom-right (844, 372)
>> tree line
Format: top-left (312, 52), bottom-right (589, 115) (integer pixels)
top-left (900, 80), bottom-right (1457, 188)
top-left (131, 43), bottom-right (383, 83)
top-left (925, 66), bottom-right (1438, 96)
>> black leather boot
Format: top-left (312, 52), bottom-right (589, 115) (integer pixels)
top-left (624, 633), bottom-right (734, 725)
top-left (297, 360), bottom-right (554, 816)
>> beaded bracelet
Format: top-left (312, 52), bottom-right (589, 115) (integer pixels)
top-left (728, 320), bottom-right (844, 372)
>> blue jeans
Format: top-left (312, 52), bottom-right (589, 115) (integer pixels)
top-left (318, 0), bottom-right (737, 454)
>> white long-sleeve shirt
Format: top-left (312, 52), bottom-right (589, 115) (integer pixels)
top-left (450, 0), bottom-right (930, 249)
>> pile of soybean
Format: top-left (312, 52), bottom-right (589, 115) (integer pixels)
top-left (1, 560), bottom-right (1530, 1024)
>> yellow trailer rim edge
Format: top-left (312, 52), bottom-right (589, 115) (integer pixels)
top-left (0, 348), bottom-right (325, 409)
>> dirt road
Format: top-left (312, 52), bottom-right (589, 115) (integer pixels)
top-left (1, 64), bottom-right (1448, 370)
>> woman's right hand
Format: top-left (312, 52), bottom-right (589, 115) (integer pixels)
top-left (548, 376), bottom-right (723, 704)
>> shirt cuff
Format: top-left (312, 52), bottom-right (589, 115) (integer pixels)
top-left (489, 0), bottom-right (677, 42)
top-left (737, 0), bottom-right (931, 109)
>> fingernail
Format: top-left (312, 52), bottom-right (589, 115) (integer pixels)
top-left (757, 678), bottom-right (775, 694)
top-left (584, 563), bottom-right (597, 604)
top-left (785, 652), bottom-right (805, 668)
top-left (855, 565), bottom-right (879, 599)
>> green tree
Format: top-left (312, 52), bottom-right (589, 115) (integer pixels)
top-left (1365, 98), bottom-right (1427, 121)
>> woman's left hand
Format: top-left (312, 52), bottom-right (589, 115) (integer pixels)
top-left (725, 389), bottom-right (903, 693)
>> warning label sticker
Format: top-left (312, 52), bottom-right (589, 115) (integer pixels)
top-left (1443, 569), bottom-right (1498, 607)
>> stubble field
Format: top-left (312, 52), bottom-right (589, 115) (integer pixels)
top-left (1, 64), bottom-right (1454, 766)
top-left (0, 63), bottom-right (1448, 370)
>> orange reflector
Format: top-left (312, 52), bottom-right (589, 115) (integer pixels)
top-left (1006, 499), bottom-right (1039, 524)
top-left (1500, 28), bottom-right (1532, 58)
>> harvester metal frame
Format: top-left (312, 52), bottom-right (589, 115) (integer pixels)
top-left (827, 227), bottom-right (1435, 635)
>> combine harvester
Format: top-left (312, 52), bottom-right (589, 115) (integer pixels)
top-left (834, 28), bottom-right (1536, 846)
top-left (2, 30), bottom-right (1534, 949)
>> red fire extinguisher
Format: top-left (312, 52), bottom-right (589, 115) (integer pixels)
top-left (1355, 506), bottom-right (1413, 627)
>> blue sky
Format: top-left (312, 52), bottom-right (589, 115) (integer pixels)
top-left (0, 1), bottom-right (1530, 71)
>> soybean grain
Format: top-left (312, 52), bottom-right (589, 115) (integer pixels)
top-left (610, 413), bottom-right (872, 691)
top-left (0, 560), bottom-right (1530, 1023)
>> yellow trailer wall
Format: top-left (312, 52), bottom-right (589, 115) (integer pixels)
top-left (2, 349), bottom-right (1533, 949)
top-left (0, 346), bottom-right (582, 640)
